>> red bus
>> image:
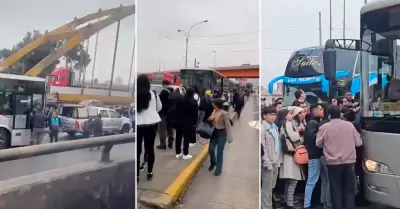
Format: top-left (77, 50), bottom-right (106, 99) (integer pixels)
top-left (147, 72), bottom-right (181, 85)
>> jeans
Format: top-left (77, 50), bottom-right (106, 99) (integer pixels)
top-left (49, 128), bottom-right (59, 143)
top-left (320, 156), bottom-right (331, 207)
top-left (208, 129), bottom-right (227, 173)
top-left (304, 159), bottom-right (327, 208)
top-left (261, 165), bottom-right (279, 209)
top-left (31, 128), bottom-right (45, 145)
top-left (327, 163), bottom-right (356, 209)
top-left (158, 115), bottom-right (174, 146)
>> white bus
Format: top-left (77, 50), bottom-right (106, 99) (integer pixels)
top-left (322, 0), bottom-right (400, 207)
top-left (0, 74), bottom-right (47, 149)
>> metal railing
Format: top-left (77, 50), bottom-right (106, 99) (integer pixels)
top-left (0, 133), bottom-right (135, 163)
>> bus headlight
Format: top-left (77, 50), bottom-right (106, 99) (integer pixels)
top-left (364, 159), bottom-right (393, 174)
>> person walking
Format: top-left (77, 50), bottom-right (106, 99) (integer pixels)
top-left (234, 92), bottom-right (245, 119)
top-left (175, 87), bottom-right (198, 160)
top-left (136, 74), bottom-right (162, 182)
top-left (82, 117), bottom-right (94, 138)
top-left (303, 104), bottom-right (328, 209)
top-left (156, 80), bottom-right (174, 150)
top-left (48, 111), bottom-right (61, 143)
top-left (316, 105), bottom-right (362, 209)
top-left (189, 85), bottom-right (201, 147)
top-left (90, 114), bottom-right (103, 151)
top-left (208, 98), bottom-right (233, 176)
top-left (280, 106), bottom-right (306, 209)
top-left (261, 105), bottom-right (281, 209)
top-left (30, 108), bottom-right (47, 145)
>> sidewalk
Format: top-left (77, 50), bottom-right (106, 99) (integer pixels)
top-left (180, 96), bottom-right (259, 209)
top-left (138, 108), bottom-right (237, 209)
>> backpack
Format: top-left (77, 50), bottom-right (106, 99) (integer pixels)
top-left (294, 145), bottom-right (309, 165)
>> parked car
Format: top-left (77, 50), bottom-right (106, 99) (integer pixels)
top-left (58, 104), bottom-right (131, 136)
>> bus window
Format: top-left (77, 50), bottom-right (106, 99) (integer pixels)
top-left (0, 92), bottom-right (12, 114)
top-left (15, 95), bottom-right (32, 115)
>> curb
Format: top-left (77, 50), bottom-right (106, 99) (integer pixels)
top-left (139, 112), bottom-right (238, 209)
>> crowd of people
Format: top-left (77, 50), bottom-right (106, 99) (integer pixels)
top-left (136, 74), bottom-right (246, 182)
top-left (261, 89), bottom-right (363, 209)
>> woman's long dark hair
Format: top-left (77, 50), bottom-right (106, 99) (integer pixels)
top-left (277, 109), bottom-right (289, 132)
top-left (136, 74), bottom-right (151, 113)
top-left (185, 87), bottom-right (195, 99)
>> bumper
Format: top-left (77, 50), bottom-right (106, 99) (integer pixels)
top-left (364, 171), bottom-right (400, 208)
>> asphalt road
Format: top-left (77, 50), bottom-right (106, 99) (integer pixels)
top-left (0, 133), bottom-right (134, 181)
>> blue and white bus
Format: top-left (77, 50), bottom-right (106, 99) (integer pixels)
top-left (268, 46), bottom-right (361, 105)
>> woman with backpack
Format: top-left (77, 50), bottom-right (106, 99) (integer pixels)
top-left (279, 106), bottom-right (306, 209)
top-left (136, 74), bottom-right (162, 182)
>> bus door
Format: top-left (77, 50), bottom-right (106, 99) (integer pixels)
top-left (13, 93), bottom-right (32, 129)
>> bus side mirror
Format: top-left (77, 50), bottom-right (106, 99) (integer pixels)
top-left (323, 49), bottom-right (337, 81)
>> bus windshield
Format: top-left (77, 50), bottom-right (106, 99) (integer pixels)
top-left (180, 69), bottom-right (219, 90)
top-left (360, 6), bottom-right (400, 133)
top-left (283, 84), bottom-right (324, 106)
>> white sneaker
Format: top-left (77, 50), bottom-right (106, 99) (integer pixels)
top-left (182, 154), bottom-right (193, 160)
top-left (189, 143), bottom-right (196, 147)
top-left (176, 154), bottom-right (182, 159)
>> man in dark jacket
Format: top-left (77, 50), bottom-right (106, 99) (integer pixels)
top-left (303, 104), bottom-right (328, 209)
top-left (234, 92), bottom-right (245, 119)
top-left (31, 108), bottom-right (47, 145)
top-left (90, 114), bottom-right (103, 150)
top-left (157, 80), bottom-right (174, 150)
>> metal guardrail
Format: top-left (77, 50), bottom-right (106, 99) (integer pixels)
top-left (0, 133), bottom-right (135, 163)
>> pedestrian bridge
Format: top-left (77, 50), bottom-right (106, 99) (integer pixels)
top-left (215, 65), bottom-right (259, 78)
top-left (0, 134), bottom-right (135, 209)
top-left (162, 64), bottom-right (259, 79)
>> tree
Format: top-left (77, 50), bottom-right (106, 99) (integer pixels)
top-left (0, 30), bottom-right (91, 77)
top-left (93, 78), bottom-right (99, 84)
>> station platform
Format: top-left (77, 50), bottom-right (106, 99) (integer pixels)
top-left (137, 95), bottom-right (259, 209)
top-left (180, 95), bottom-right (259, 209)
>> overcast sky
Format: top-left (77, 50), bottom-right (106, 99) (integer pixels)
top-left (261, 0), bottom-right (366, 89)
top-left (0, 0), bottom-right (134, 83)
top-left (137, 0), bottom-right (258, 73)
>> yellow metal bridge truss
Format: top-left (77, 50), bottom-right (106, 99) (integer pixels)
top-left (0, 4), bottom-right (135, 78)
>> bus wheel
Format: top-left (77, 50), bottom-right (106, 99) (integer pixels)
top-left (0, 128), bottom-right (10, 149)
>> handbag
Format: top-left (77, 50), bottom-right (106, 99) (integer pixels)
top-left (196, 122), bottom-right (214, 139)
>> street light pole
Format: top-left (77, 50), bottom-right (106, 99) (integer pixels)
top-left (213, 50), bottom-right (216, 69)
top-left (178, 20), bottom-right (208, 68)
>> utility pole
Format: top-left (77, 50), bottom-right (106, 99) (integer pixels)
top-left (319, 12), bottom-right (322, 46)
top-left (108, 20), bottom-right (121, 96)
top-left (213, 50), bottom-right (216, 68)
top-left (90, 9), bottom-right (101, 88)
top-left (364, 0), bottom-right (367, 4)
top-left (158, 60), bottom-right (161, 71)
top-left (194, 57), bottom-right (197, 67)
top-left (127, 36), bottom-right (135, 91)
top-left (329, 0), bottom-right (332, 39)
top-left (81, 38), bottom-right (90, 95)
top-left (90, 30), bottom-right (99, 87)
top-left (343, 0), bottom-right (346, 41)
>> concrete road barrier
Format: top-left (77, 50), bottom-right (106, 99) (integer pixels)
top-left (0, 159), bottom-right (134, 209)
